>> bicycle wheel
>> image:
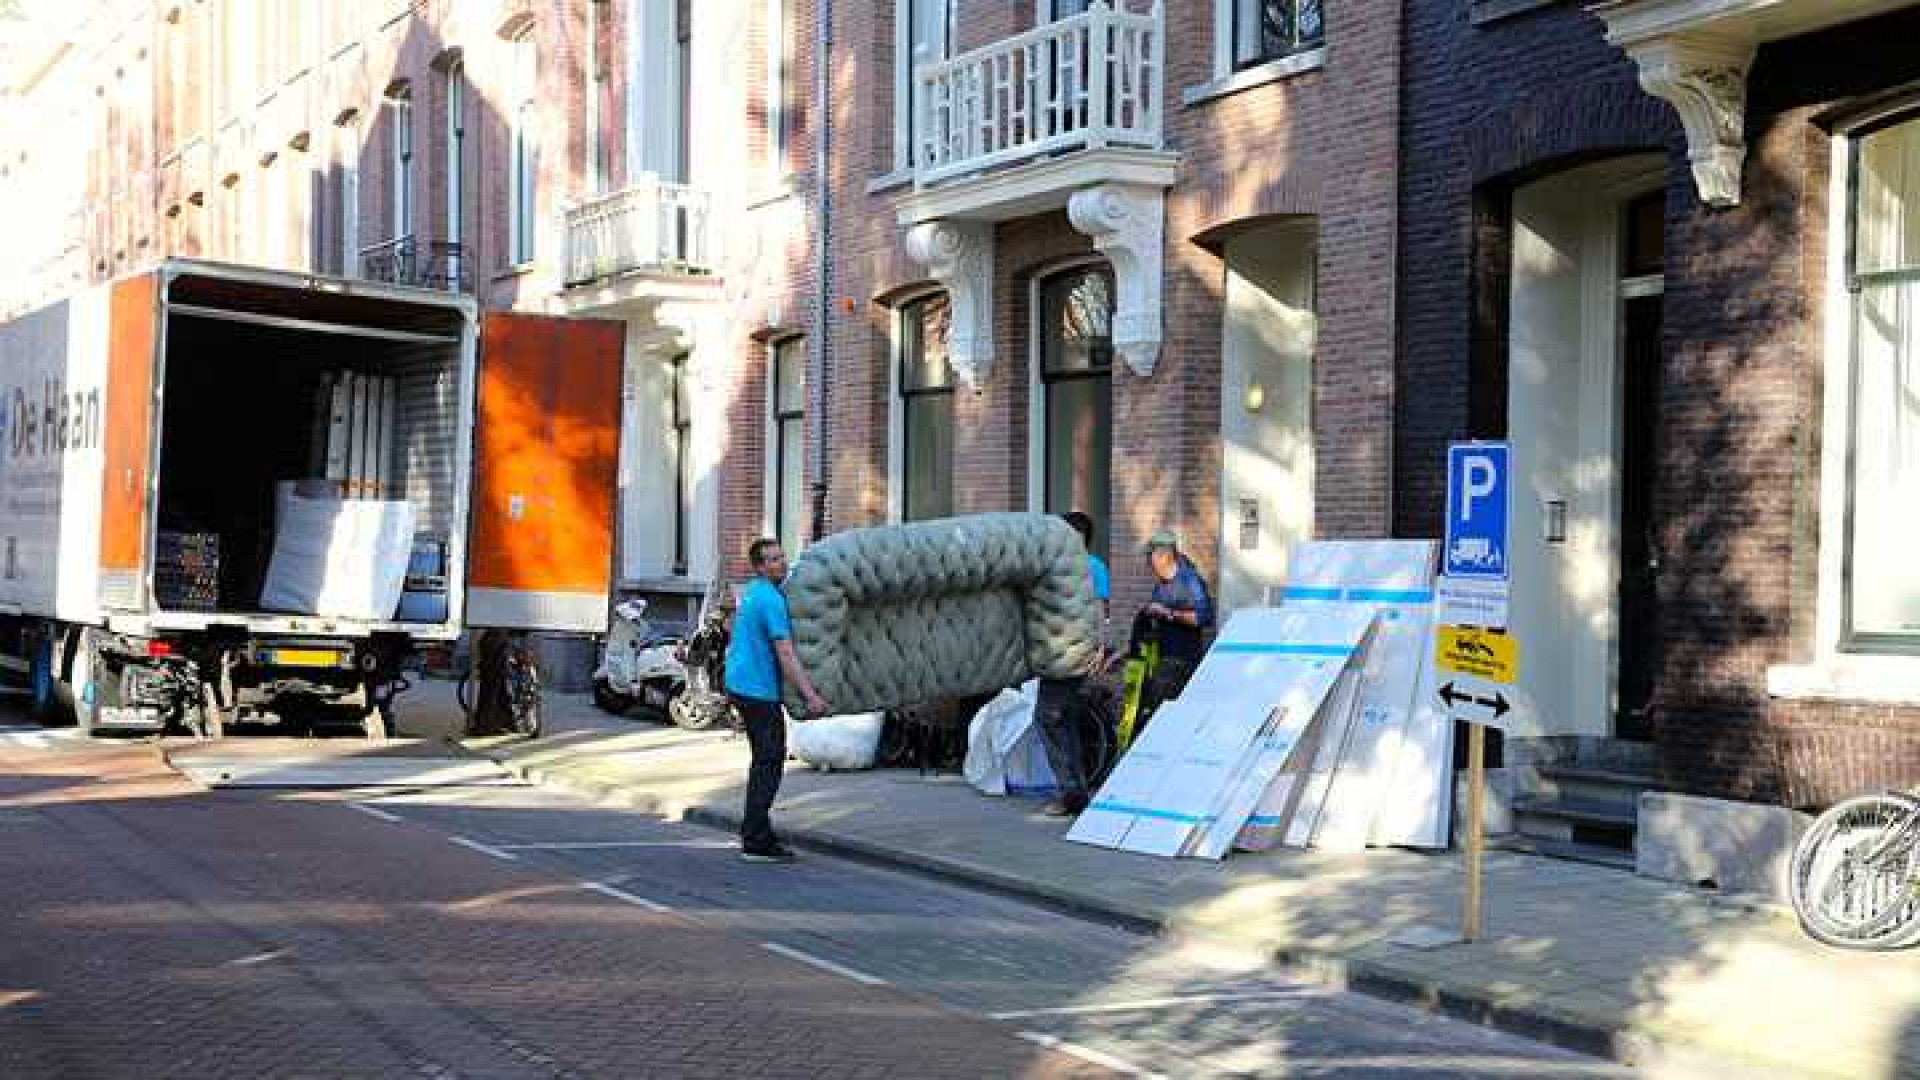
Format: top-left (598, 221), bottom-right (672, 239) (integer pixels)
top-left (1791, 792), bottom-right (1920, 950)
top-left (506, 651), bottom-right (543, 738)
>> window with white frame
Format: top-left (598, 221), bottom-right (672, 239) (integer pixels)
top-left (898, 293), bottom-right (955, 521)
top-left (508, 29), bottom-right (538, 265)
top-left (385, 83), bottom-right (413, 241)
top-left (335, 114), bottom-right (360, 276)
top-left (1844, 113), bottom-right (1920, 647)
top-left (586, 0), bottom-right (611, 194)
top-left (445, 60), bottom-right (465, 253)
top-left (894, 0), bottom-right (951, 174)
top-left (1038, 265), bottom-right (1114, 559)
top-left (1224, 0), bottom-right (1324, 73)
top-left (771, 337), bottom-right (807, 554)
top-left (767, 0), bottom-right (793, 175)
top-left (671, 353), bottom-right (694, 576)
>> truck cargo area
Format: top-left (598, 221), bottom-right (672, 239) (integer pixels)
top-left (152, 273), bottom-right (469, 634)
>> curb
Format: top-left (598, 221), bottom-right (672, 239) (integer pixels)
top-left (478, 745), bottom-right (1786, 1077)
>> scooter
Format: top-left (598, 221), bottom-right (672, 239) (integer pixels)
top-left (592, 599), bottom-right (687, 722)
top-left (667, 598), bottom-right (735, 731)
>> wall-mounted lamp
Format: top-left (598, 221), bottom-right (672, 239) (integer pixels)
top-left (1543, 499), bottom-right (1568, 543)
top-left (1243, 381), bottom-right (1266, 413)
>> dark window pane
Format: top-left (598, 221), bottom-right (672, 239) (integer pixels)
top-left (774, 337), bottom-right (805, 414)
top-left (901, 293), bottom-right (952, 391)
top-left (1045, 376), bottom-right (1111, 560)
top-left (1297, 0), bottom-right (1323, 46)
top-left (778, 418), bottom-right (805, 553)
top-left (1041, 268), bottom-right (1114, 376)
top-left (903, 392), bottom-right (954, 521)
top-left (1625, 191), bottom-right (1665, 278)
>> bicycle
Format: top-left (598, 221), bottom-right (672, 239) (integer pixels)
top-left (1789, 787), bottom-right (1920, 950)
top-left (457, 629), bottom-right (543, 739)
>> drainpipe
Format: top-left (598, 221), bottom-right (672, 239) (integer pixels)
top-left (808, 0), bottom-right (834, 542)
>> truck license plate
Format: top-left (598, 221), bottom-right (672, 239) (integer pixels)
top-left (268, 649), bottom-right (345, 668)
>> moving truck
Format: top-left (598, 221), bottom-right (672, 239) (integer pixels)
top-left (0, 259), bottom-right (623, 737)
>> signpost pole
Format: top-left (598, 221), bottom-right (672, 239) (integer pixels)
top-left (1463, 719), bottom-right (1486, 942)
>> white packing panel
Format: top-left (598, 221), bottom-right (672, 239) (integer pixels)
top-left (1067, 605), bottom-right (1377, 859)
top-left (1253, 540), bottom-right (1452, 852)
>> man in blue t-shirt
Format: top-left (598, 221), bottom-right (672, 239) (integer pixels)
top-left (1033, 512), bottom-right (1110, 819)
top-left (724, 538), bottom-right (829, 862)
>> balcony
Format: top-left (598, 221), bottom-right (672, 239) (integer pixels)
top-left (898, 2), bottom-right (1175, 387)
top-left (562, 177), bottom-right (713, 289)
top-left (911, 0), bottom-right (1168, 196)
top-left (358, 236), bottom-right (472, 292)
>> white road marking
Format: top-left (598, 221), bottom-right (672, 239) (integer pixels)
top-left (349, 803), bottom-right (402, 823)
top-left (987, 989), bottom-right (1315, 1020)
top-left (448, 835), bottom-right (520, 861)
top-left (580, 881), bottom-right (675, 913)
top-left (1015, 1031), bottom-right (1167, 1079)
top-left (760, 943), bottom-right (889, 987)
top-left (500, 840), bottom-right (734, 851)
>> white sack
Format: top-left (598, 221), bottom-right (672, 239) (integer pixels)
top-left (260, 487), bottom-right (417, 620)
top-left (964, 682), bottom-right (1059, 797)
top-left (790, 711), bottom-right (886, 770)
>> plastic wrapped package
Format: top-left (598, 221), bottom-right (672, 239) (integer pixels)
top-left (259, 484), bottom-right (417, 620)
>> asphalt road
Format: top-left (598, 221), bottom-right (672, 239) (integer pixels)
top-left (0, 695), bottom-right (1624, 1079)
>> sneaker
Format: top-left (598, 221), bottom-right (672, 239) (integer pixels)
top-left (740, 841), bottom-right (798, 863)
top-left (1040, 799), bottom-right (1074, 818)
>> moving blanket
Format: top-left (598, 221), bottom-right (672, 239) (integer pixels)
top-left (260, 487), bottom-right (416, 620)
top-left (780, 513), bottom-right (1100, 717)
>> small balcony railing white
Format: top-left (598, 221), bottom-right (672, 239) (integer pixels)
top-left (914, 0), bottom-right (1164, 188)
top-left (563, 177), bottom-right (713, 287)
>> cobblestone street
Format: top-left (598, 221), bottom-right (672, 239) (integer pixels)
top-left (0, 692), bottom-right (1616, 1078)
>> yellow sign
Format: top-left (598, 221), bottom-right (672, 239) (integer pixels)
top-left (1436, 626), bottom-right (1518, 683)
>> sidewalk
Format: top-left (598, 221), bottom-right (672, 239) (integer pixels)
top-left (437, 688), bottom-right (1920, 1079)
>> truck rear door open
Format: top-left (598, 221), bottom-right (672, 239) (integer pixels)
top-left (99, 273), bottom-right (160, 614)
top-left (466, 311), bottom-right (624, 634)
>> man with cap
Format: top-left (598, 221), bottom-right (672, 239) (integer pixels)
top-left (1130, 530), bottom-right (1215, 705)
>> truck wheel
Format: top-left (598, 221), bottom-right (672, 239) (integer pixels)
top-left (28, 632), bottom-right (60, 725)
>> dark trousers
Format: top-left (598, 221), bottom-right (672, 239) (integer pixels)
top-left (730, 695), bottom-right (786, 847)
top-left (1033, 677), bottom-right (1089, 811)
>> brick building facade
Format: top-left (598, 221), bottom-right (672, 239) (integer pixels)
top-left (1399, 0), bottom-right (1920, 807)
top-left (9, 0), bottom-right (1920, 812)
top-left (732, 0), bottom-right (1403, 638)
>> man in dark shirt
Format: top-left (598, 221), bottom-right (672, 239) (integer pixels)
top-left (1130, 530), bottom-right (1215, 704)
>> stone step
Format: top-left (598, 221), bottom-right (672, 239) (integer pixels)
top-left (1525, 765), bottom-right (1664, 814)
top-left (1493, 833), bottom-right (1638, 872)
top-left (1512, 795), bottom-right (1639, 852)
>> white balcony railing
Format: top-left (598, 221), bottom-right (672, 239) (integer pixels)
top-left (563, 177), bottom-right (713, 287)
top-left (914, 0), bottom-right (1164, 187)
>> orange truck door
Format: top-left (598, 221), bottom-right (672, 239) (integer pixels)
top-left (466, 311), bottom-right (624, 633)
top-left (99, 273), bottom-right (160, 612)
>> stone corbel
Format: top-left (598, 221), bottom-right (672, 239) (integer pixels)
top-left (904, 220), bottom-right (995, 389)
top-left (1624, 35), bottom-right (1755, 209)
top-left (1067, 183), bottom-right (1164, 377)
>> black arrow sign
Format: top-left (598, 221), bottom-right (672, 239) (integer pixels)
top-left (1439, 681), bottom-right (1511, 719)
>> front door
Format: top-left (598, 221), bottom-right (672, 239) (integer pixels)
top-left (1614, 192), bottom-right (1665, 741)
top-left (1506, 156), bottom-right (1666, 739)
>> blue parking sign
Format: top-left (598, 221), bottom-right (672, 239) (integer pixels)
top-left (1444, 442), bottom-right (1510, 580)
